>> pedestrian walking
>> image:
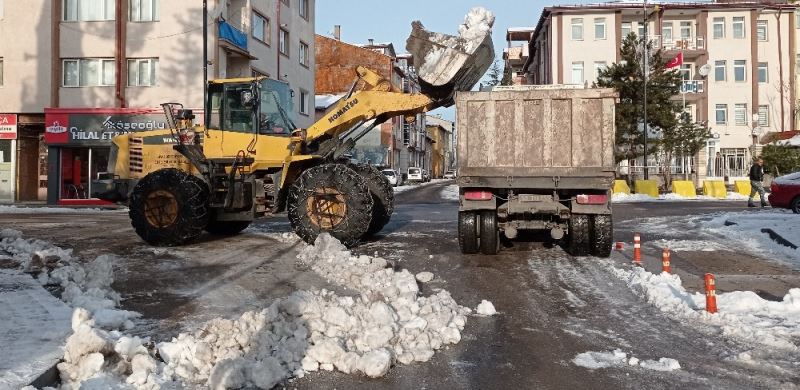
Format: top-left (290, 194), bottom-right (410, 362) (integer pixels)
top-left (748, 157), bottom-right (767, 208)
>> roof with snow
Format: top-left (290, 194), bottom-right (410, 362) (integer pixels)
top-left (315, 94), bottom-right (345, 110)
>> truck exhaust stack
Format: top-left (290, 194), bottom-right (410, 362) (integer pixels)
top-left (406, 7), bottom-right (496, 107)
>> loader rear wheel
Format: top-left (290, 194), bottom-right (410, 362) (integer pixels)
top-left (288, 164), bottom-right (373, 247)
top-left (479, 210), bottom-right (500, 255)
top-left (567, 214), bottom-right (591, 257)
top-left (205, 220), bottom-right (251, 236)
top-left (129, 168), bottom-right (209, 246)
top-left (349, 163), bottom-right (394, 236)
top-left (590, 214), bottom-right (613, 258)
top-left (458, 211), bottom-right (479, 254)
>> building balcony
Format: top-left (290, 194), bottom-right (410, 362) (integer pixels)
top-left (680, 80), bottom-right (704, 94)
top-left (219, 21), bottom-right (257, 60)
top-left (649, 35), bottom-right (706, 58)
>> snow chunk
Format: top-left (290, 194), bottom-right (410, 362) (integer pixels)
top-left (476, 300), bottom-right (497, 316)
top-left (415, 271), bottom-right (434, 283)
top-left (573, 349), bottom-right (627, 369)
top-left (639, 357), bottom-right (681, 372)
top-left (358, 349), bottom-right (392, 378)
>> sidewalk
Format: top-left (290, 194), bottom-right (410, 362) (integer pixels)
top-left (0, 270), bottom-right (71, 389)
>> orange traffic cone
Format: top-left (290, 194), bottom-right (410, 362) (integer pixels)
top-left (704, 273), bottom-right (717, 314)
top-left (633, 233), bottom-right (642, 266)
top-left (662, 248), bottom-right (672, 273)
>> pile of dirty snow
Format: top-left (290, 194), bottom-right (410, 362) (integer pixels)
top-left (613, 192), bottom-right (764, 203)
top-left (573, 349), bottom-right (680, 372)
top-left (440, 184), bottom-right (460, 201)
top-left (609, 263), bottom-right (800, 350)
top-left (702, 210), bottom-right (799, 267)
top-left (0, 205), bottom-right (123, 214)
top-left (459, 7), bottom-right (495, 51)
top-left (416, 7), bottom-right (494, 82)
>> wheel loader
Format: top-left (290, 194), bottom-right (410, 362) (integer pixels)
top-left (92, 17), bottom-right (495, 247)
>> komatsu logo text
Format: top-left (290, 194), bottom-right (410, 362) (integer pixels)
top-left (327, 99), bottom-right (359, 123)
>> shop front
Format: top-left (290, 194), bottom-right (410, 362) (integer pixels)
top-left (44, 108), bottom-right (170, 205)
top-left (0, 114), bottom-right (17, 202)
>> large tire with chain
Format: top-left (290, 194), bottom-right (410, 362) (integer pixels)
top-left (349, 163), bottom-right (394, 236)
top-left (567, 214), bottom-right (591, 257)
top-left (129, 168), bottom-right (210, 246)
top-left (205, 220), bottom-right (251, 236)
top-left (288, 164), bottom-right (373, 247)
top-left (479, 210), bottom-right (500, 255)
top-left (590, 214), bottom-right (613, 258)
top-left (458, 211), bottom-right (479, 254)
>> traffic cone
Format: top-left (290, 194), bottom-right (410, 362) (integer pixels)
top-left (615, 242), bottom-right (624, 251)
top-left (662, 248), bottom-right (672, 273)
top-left (633, 233), bottom-right (642, 266)
top-left (704, 273), bottom-right (717, 314)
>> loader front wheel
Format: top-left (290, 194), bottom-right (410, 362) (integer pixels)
top-left (129, 168), bottom-right (209, 246)
top-left (349, 163), bottom-right (394, 236)
top-left (288, 164), bottom-right (373, 247)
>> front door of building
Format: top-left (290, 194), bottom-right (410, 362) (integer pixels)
top-left (0, 140), bottom-right (13, 201)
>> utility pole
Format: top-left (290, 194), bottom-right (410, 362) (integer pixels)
top-left (642, 0), bottom-right (649, 179)
top-left (203, 0), bottom-right (208, 117)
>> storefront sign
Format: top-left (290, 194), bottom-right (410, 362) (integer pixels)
top-left (44, 109), bottom-right (173, 146)
top-left (0, 114), bottom-right (18, 140)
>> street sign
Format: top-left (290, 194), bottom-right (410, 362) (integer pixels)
top-left (0, 114), bottom-right (18, 140)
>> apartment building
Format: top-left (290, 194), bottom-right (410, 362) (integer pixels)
top-left (520, 1), bottom-right (797, 182)
top-left (426, 114), bottom-right (456, 176)
top-left (0, 0), bottom-right (314, 204)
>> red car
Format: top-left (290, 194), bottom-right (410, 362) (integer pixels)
top-left (770, 172), bottom-right (800, 213)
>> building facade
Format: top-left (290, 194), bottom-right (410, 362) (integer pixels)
top-left (520, 1), bottom-right (797, 182)
top-left (0, 0), bottom-right (314, 204)
top-left (426, 115), bottom-right (455, 177)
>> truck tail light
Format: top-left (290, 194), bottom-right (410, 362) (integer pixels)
top-left (464, 190), bottom-right (493, 201)
top-left (576, 194), bottom-right (608, 205)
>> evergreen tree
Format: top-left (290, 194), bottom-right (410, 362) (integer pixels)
top-left (659, 112), bottom-right (710, 183)
top-left (596, 33), bottom-right (683, 163)
top-left (762, 144), bottom-right (800, 177)
top-left (501, 62), bottom-right (513, 86)
top-left (484, 60), bottom-right (503, 87)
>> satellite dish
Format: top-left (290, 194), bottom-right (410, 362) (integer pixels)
top-left (698, 64), bottom-right (711, 77)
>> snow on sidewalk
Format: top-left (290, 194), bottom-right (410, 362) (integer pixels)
top-left (609, 263), bottom-right (800, 351)
top-left (701, 210), bottom-right (800, 267)
top-left (394, 179), bottom-right (451, 194)
top-left (612, 192), bottom-right (761, 203)
top-left (0, 205), bottom-right (125, 214)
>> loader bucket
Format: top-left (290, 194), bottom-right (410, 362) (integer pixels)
top-left (406, 17), bottom-right (495, 107)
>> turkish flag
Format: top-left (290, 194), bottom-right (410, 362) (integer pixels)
top-left (666, 52), bottom-right (684, 69)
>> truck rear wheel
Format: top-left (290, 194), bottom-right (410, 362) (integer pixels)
top-left (567, 214), bottom-right (591, 257)
top-left (458, 211), bottom-right (479, 254)
top-left (129, 168), bottom-right (209, 246)
top-left (590, 215), bottom-right (613, 258)
top-left (288, 164), bottom-right (373, 247)
top-left (205, 220), bottom-right (251, 236)
top-left (349, 163), bottom-right (394, 236)
top-left (479, 210), bottom-right (500, 255)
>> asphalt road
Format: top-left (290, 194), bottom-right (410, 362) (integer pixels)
top-left (2, 184), bottom-right (799, 389)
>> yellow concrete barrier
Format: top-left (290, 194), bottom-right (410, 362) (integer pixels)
top-left (634, 180), bottom-right (659, 198)
top-left (734, 180), bottom-right (760, 200)
top-left (702, 180), bottom-right (727, 199)
top-left (671, 181), bottom-right (697, 198)
top-left (613, 180), bottom-right (631, 194)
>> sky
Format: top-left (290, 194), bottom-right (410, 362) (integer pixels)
top-left (315, 1), bottom-right (558, 120)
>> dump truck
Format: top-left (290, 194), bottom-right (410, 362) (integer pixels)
top-left (93, 9), bottom-right (496, 247)
top-left (456, 86), bottom-right (618, 257)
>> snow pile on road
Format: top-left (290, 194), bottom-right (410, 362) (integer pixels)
top-left (440, 185), bottom-right (460, 201)
top-left (476, 300), bottom-right (497, 316)
top-left (654, 239), bottom-right (725, 252)
top-left (610, 264), bottom-right (800, 350)
top-left (612, 193), bottom-right (658, 203)
top-left (612, 192), bottom-right (760, 203)
top-left (0, 205), bottom-right (123, 214)
top-left (701, 210), bottom-right (799, 266)
top-left (573, 349), bottom-right (681, 372)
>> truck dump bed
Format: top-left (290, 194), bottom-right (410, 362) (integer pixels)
top-left (456, 87), bottom-right (618, 190)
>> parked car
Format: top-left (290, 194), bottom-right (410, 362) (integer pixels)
top-left (407, 167), bottom-right (424, 182)
top-left (422, 169), bottom-right (431, 182)
top-left (381, 169), bottom-right (400, 187)
top-left (769, 172), bottom-right (800, 213)
top-left (443, 170), bottom-right (456, 179)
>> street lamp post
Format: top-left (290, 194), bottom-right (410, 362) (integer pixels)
top-left (751, 113), bottom-right (761, 158)
top-left (642, 0), bottom-right (649, 180)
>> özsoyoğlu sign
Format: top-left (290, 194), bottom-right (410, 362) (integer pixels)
top-left (44, 109), bottom-right (171, 146)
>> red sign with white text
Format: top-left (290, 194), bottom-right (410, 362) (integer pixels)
top-left (0, 114), bottom-right (18, 140)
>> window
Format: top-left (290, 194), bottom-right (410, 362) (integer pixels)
top-left (757, 62), bottom-right (768, 83)
top-left (637, 22), bottom-right (645, 38)
top-left (571, 18), bottom-right (583, 40)
top-left (756, 20), bottom-right (767, 41)
top-left (679, 64), bottom-right (692, 81)
top-left (714, 60), bottom-right (726, 82)
top-left (129, 0), bottom-right (158, 22)
top-left (734, 103), bottom-right (747, 126)
top-left (713, 17), bottom-right (725, 39)
top-left (734, 60), bottom-right (746, 82)
top-left (758, 105), bottom-right (769, 127)
top-left (594, 18), bottom-right (606, 40)
top-left (594, 61), bottom-right (607, 79)
top-left (621, 22), bottom-right (632, 39)
top-left (662, 22), bottom-right (673, 43)
top-left (64, 0), bottom-right (115, 21)
top-left (571, 62), bottom-right (584, 85)
top-left (797, 12), bottom-right (800, 28)
top-left (252, 12), bottom-right (270, 44)
top-left (127, 58), bottom-right (158, 86)
top-left (224, 84), bottom-right (255, 132)
top-left (299, 0), bottom-right (309, 20)
top-left (63, 58), bottom-right (115, 87)
top-left (680, 21), bottom-right (691, 39)
top-left (299, 41), bottom-right (309, 67)
top-left (279, 28), bottom-right (289, 56)
top-left (281, 0), bottom-right (289, 5)
top-left (732, 16), bottom-right (745, 39)
top-left (715, 104), bottom-right (728, 125)
top-left (299, 89), bottom-right (309, 115)
top-left (0, 58), bottom-right (3, 87)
